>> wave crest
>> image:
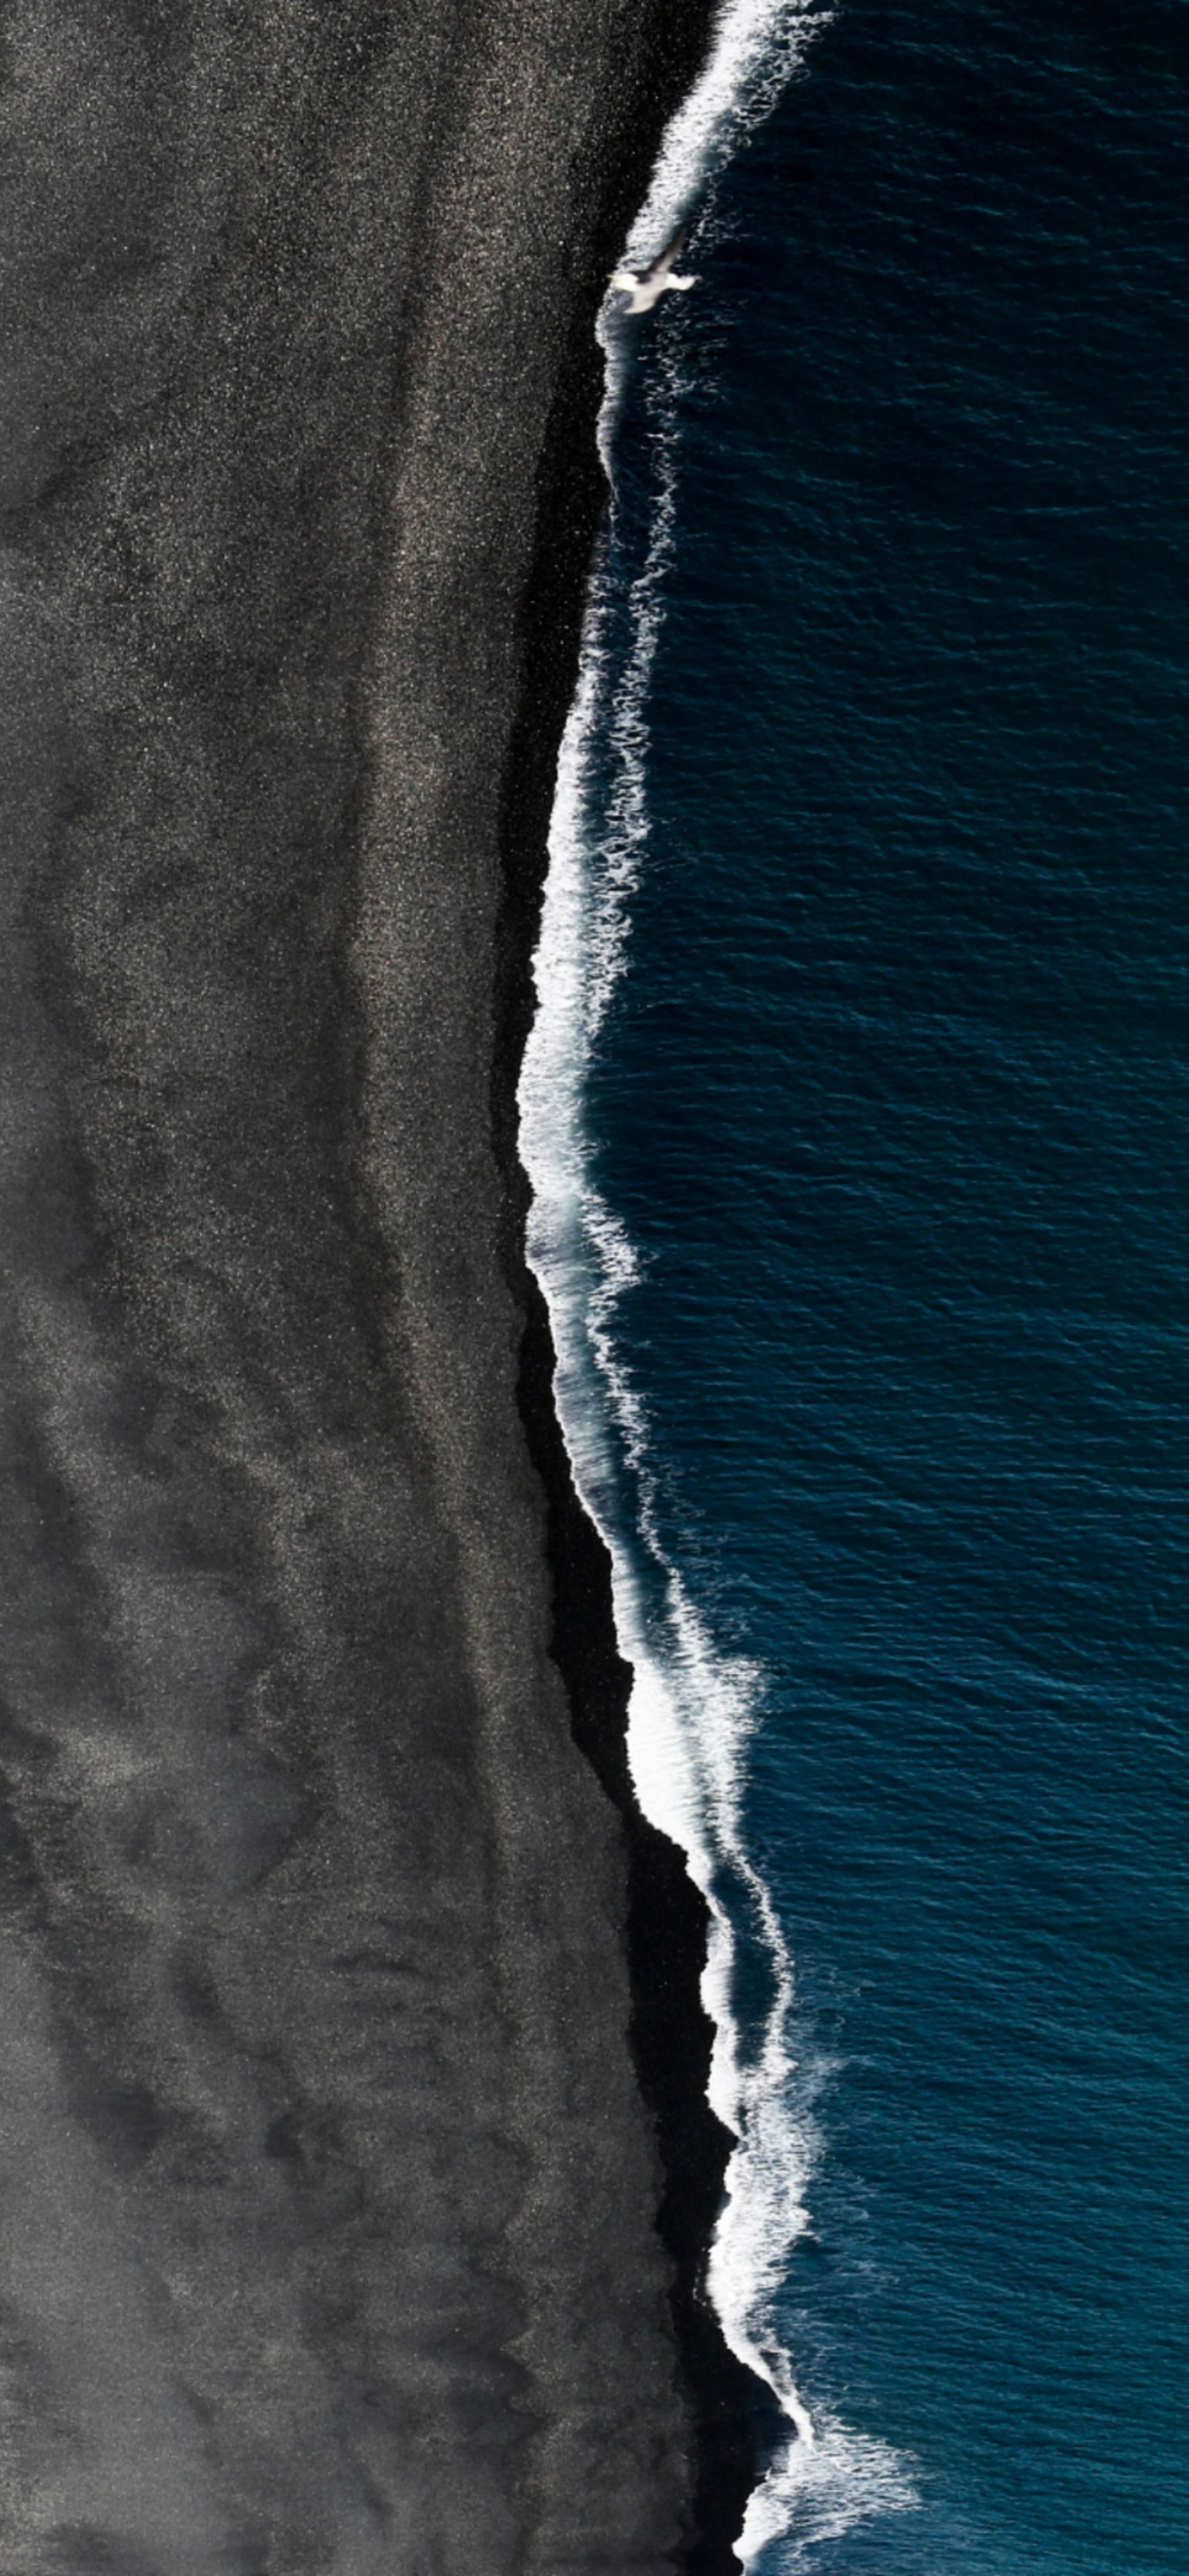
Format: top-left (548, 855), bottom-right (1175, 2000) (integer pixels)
top-left (520, 1), bottom-right (919, 2562)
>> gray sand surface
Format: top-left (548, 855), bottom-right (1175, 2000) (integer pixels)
top-left (0, 2), bottom-right (718, 2568)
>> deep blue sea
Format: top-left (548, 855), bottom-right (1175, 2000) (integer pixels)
top-left (526, 2), bottom-right (1189, 2568)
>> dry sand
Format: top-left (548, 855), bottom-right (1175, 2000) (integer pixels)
top-left (0, 2), bottom-right (755, 2567)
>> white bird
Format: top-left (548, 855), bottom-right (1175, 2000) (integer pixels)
top-left (609, 229), bottom-right (697, 315)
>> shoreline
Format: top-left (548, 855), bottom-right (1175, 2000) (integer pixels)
top-left (492, 206), bottom-right (772, 2569)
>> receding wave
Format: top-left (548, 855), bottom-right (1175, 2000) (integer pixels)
top-left (519, 2), bottom-right (918, 2562)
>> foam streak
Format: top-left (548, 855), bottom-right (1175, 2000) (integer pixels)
top-left (519, 3), bottom-right (918, 2559)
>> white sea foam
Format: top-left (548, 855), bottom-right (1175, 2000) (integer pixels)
top-left (519, 2), bottom-right (919, 2562)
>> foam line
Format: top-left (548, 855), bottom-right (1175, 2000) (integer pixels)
top-left (519, 2), bottom-right (919, 2559)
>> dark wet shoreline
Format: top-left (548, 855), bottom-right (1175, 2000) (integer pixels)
top-left (493, 192), bottom-right (769, 2562)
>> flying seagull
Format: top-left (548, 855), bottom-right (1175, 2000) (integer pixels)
top-left (609, 229), bottom-right (697, 315)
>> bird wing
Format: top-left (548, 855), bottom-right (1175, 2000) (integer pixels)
top-left (645, 228), bottom-right (685, 284)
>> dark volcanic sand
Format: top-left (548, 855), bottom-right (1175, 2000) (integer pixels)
top-left (0, 2), bottom-right (755, 2569)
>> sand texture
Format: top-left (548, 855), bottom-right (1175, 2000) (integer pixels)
top-left (0, 2), bottom-right (746, 2569)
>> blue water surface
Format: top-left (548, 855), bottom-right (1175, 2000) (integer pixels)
top-left (592, 4), bottom-right (1189, 2566)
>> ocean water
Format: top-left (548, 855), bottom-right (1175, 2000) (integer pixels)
top-left (522, 2), bottom-right (1189, 2569)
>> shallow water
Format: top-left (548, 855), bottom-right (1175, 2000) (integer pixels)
top-left (526, 1), bottom-right (1189, 2566)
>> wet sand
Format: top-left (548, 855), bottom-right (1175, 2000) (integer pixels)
top-left (0, 2), bottom-right (755, 2568)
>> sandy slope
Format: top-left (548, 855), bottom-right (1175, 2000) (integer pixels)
top-left (0, 2), bottom-right (737, 2570)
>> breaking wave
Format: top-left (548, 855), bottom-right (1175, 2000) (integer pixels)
top-left (519, 2), bottom-right (918, 2561)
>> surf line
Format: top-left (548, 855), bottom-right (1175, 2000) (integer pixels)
top-left (519, 0), bottom-right (917, 2563)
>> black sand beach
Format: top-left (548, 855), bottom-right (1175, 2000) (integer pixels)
top-left (0, 2), bottom-right (756, 2568)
